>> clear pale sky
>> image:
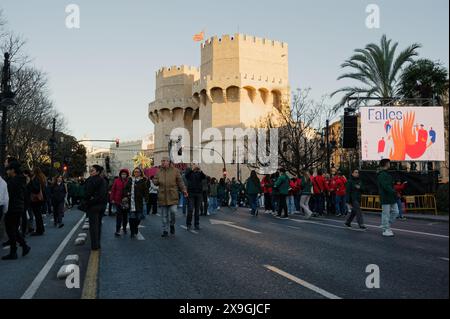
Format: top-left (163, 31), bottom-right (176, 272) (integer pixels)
top-left (1, 0), bottom-right (448, 146)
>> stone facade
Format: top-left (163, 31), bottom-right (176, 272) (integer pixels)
top-left (149, 34), bottom-right (290, 179)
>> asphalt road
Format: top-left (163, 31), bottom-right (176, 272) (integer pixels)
top-left (98, 207), bottom-right (449, 299)
top-left (0, 207), bottom-right (448, 299)
top-left (0, 209), bottom-right (89, 299)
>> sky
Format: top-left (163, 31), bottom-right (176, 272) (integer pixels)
top-left (0, 0), bottom-right (448, 147)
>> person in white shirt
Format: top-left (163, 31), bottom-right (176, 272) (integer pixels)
top-left (0, 175), bottom-right (9, 221)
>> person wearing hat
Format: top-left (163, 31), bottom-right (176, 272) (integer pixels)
top-left (153, 157), bottom-right (187, 237)
top-left (84, 165), bottom-right (108, 250)
top-left (2, 161), bottom-right (31, 260)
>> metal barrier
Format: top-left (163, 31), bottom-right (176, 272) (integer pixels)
top-left (361, 194), bottom-right (437, 215)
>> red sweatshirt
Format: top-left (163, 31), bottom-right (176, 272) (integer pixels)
top-left (334, 176), bottom-right (347, 196)
top-left (312, 175), bottom-right (327, 194)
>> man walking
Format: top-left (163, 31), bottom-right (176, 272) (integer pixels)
top-left (2, 161), bottom-right (31, 260)
top-left (153, 157), bottom-right (187, 237)
top-left (0, 175), bottom-right (9, 245)
top-left (185, 163), bottom-right (206, 230)
top-left (345, 169), bottom-right (366, 229)
top-left (377, 159), bottom-right (398, 237)
top-left (84, 165), bottom-right (108, 250)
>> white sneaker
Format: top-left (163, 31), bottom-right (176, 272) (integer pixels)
top-left (382, 229), bottom-right (395, 237)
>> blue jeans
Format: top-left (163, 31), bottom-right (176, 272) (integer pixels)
top-left (396, 198), bottom-right (404, 218)
top-left (248, 194), bottom-right (258, 215)
top-left (335, 195), bottom-right (346, 216)
top-left (287, 195), bottom-right (296, 213)
top-left (231, 193), bottom-right (238, 207)
top-left (208, 196), bottom-right (218, 213)
top-left (381, 203), bottom-right (399, 231)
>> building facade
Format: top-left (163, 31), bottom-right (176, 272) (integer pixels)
top-left (149, 34), bottom-right (290, 179)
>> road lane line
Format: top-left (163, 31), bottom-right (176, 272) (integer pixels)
top-left (136, 232), bottom-right (145, 241)
top-left (439, 257), bottom-right (449, 262)
top-left (81, 250), bottom-right (99, 299)
top-left (264, 265), bottom-right (341, 299)
top-left (210, 219), bottom-right (261, 234)
top-left (289, 219), bottom-right (366, 232)
top-left (305, 217), bottom-right (448, 239)
top-left (180, 225), bottom-right (199, 234)
top-left (21, 213), bottom-right (86, 299)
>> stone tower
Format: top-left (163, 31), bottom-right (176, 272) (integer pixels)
top-left (149, 34), bottom-right (290, 178)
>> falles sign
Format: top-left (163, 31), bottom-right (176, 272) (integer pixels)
top-left (360, 107), bottom-right (445, 162)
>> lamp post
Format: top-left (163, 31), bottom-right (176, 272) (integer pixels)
top-left (0, 52), bottom-right (16, 177)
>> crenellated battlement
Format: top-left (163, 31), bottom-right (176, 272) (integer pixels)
top-left (201, 33), bottom-right (288, 50)
top-left (156, 65), bottom-right (200, 78)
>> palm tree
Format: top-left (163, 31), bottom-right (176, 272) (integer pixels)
top-left (331, 35), bottom-right (421, 110)
top-left (399, 59), bottom-right (448, 105)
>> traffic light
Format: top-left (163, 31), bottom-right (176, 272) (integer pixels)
top-left (63, 164), bottom-right (68, 173)
top-left (115, 138), bottom-right (120, 148)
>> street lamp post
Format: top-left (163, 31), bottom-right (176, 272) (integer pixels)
top-left (49, 118), bottom-right (56, 178)
top-left (0, 52), bottom-right (16, 177)
top-left (325, 119), bottom-right (330, 173)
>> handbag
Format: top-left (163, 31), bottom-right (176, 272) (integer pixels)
top-left (31, 188), bottom-right (44, 203)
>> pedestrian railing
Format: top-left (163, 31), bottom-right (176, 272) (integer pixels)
top-left (361, 194), bottom-right (438, 215)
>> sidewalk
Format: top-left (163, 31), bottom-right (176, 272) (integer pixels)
top-left (363, 211), bottom-right (449, 223)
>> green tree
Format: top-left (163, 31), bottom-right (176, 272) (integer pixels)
top-left (399, 59), bottom-right (448, 105)
top-left (331, 35), bottom-right (421, 110)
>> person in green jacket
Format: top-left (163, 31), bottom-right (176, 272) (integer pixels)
top-left (345, 170), bottom-right (366, 229)
top-left (377, 159), bottom-right (399, 237)
top-left (245, 170), bottom-right (262, 216)
top-left (274, 168), bottom-right (290, 218)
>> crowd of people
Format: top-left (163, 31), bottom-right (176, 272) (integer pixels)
top-left (0, 155), bottom-right (407, 261)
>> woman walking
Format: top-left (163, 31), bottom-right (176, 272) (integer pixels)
top-left (299, 170), bottom-right (314, 219)
top-left (110, 169), bottom-right (130, 237)
top-left (147, 176), bottom-right (159, 215)
top-left (245, 170), bottom-right (262, 216)
top-left (51, 175), bottom-right (67, 228)
top-left (124, 168), bottom-right (149, 239)
top-left (30, 168), bottom-right (47, 236)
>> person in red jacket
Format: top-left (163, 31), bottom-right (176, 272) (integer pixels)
top-left (110, 169), bottom-right (131, 237)
top-left (261, 175), bottom-right (273, 213)
top-left (394, 180), bottom-right (407, 220)
top-left (334, 171), bottom-right (347, 217)
top-left (325, 171), bottom-right (337, 215)
top-left (312, 169), bottom-right (327, 216)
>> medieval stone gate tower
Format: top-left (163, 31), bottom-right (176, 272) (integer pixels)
top-left (149, 34), bottom-right (290, 178)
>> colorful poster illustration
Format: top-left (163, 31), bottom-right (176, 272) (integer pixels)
top-left (360, 107), bottom-right (445, 162)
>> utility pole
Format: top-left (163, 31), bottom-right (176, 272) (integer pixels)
top-left (325, 119), bottom-right (330, 174)
top-left (0, 53), bottom-right (16, 177)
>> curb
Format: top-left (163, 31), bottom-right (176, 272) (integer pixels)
top-left (363, 211), bottom-right (449, 223)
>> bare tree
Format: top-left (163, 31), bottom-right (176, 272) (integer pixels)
top-left (247, 89), bottom-right (334, 177)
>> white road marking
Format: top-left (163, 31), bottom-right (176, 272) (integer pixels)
top-left (289, 219), bottom-right (366, 232)
top-left (136, 232), bottom-right (145, 241)
top-left (180, 225), bottom-right (198, 234)
top-left (209, 219), bottom-right (261, 234)
top-left (21, 213), bottom-right (86, 299)
top-left (307, 217), bottom-right (449, 239)
top-left (439, 257), bottom-right (449, 262)
top-left (3, 246), bottom-right (9, 250)
top-left (264, 265), bottom-right (341, 299)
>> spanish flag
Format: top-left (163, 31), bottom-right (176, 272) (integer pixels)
top-left (193, 31), bottom-right (204, 42)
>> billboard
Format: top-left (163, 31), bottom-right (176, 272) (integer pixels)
top-left (360, 107), bottom-right (445, 162)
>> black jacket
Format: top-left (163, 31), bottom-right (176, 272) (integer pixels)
top-left (85, 175), bottom-right (108, 208)
top-left (7, 175), bottom-right (27, 215)
top-left (124, 178), bottom-right (149, 212)
top-left (51, 183), bottom-right (67, 204)
top-left (185, 168), bottom-right (206, 194)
